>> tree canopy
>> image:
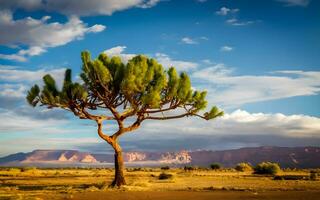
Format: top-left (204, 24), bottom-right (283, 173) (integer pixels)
top-left (27, 51), bottom-right (223, 128)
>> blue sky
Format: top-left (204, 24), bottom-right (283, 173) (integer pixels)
top-left (0, 0), bottom-right (319, 156)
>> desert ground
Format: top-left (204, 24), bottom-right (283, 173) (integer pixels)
top-left (0, 167), bottom-right (319, 200)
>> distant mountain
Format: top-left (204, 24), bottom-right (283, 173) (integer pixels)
top-left (0, 146), bottom-right (319, 168)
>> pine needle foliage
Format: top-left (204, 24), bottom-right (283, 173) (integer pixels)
top-left (27, 51), bottom-right (223, 122)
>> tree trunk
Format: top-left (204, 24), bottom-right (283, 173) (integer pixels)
top-left (110, 144), bottom-right (126, 187)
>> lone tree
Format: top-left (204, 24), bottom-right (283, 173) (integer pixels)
top-left (26, 51), bottom-right (223, 187)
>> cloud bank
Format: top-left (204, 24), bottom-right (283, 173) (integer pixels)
top-left (193, 64), bottom-right (320, 106)
top-left (0, 0), bottom-right (161, 16)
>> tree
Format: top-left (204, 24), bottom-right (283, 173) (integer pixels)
top-left (26, 51), bottom-right (223, 187)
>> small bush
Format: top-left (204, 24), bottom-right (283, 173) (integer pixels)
top-left (274, 175), bottom-right (308, 180)
top-left (184, 166), bottom-right (195, 171)
top-left (210, 163), bottom-right (222, 170)
top-left (158, 172), bottom-right (173, 180)
top-left (310, 171), bottom-right (318, 181)
top-left (161, 166), bottom-right (170, 170)
top-left (254, 162), bottom-right (281, 175)
top-left (235, 162), bottom-right (253, 172)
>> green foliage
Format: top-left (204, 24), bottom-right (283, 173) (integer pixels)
top-left (204, 106), bottom-right (224, 120)
top-left (26, 50), bottom-right (223, 122)
top-left (235, 162), bottom-right (253, 172)
top-left (26, 84), bottom-right (40, 107)
top-left (254, 162), bottom-right (281, 175)
top-left (210, 163), bottom-right (222, 170)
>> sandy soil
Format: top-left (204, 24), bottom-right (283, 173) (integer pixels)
top-left (69, 191), bottom-right (320, 200)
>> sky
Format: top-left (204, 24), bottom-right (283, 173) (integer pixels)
top-left (0, 0), bottom-right (319, 156)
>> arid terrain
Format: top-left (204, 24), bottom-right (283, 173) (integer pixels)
top-left (0, 167), bottom-right (319, 200)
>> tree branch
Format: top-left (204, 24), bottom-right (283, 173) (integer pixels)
top-left (111, 115), bottom-right (144, 139)
top-left (145, 111), bottom-right (207, 120)
top-left (96, 119), bottom-right (113, 145)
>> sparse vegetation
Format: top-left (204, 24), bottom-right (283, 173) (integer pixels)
top-left (0, 167), bottom-right (319, 199)
top-left (184, 166), bottom-right (196, 171)
top-left (235, 162), bottom-right (253, 172)
top-left (254, 162), bottom-right (281, 175)
top-left (158, 172), bottom-right (173, 180)
top-left (310, 171), bottom-right (318, 181)
top-left (210, 163), bottom-right (222, 170)
top-left (161, 166), bottom-right (170, 170)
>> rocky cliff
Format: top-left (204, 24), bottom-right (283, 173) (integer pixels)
top-left (1, 146), bottom-right (319, 168)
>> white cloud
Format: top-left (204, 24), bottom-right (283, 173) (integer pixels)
top-left (181, 37), bottom-right (198, 45)
top-left (0, 110), bottom-right (67, 133)
top-left (0, 67), bottom-right (66, 84)
top-left (1, 0), bottom-right (161, 16)
top-left (0, 67), bottom-right (66, 108)
top-left (215, 7), bottom-right (256, 26)
top-left (0, 0), bottom-right (162, 61)
top-left (200, 36), bottom-right (209, 40)
top-left (193, 65), bottom-right (320, 107)
top-left (220, 46), bottom-right (233, 52)
top-left (0, 84), bottom-right (27, 98)
top-left (138, 0), bottom-right (162, 9)
top-left (17, 46), bottom-right (47, 56)
top-left (155, 53), bottom-right (198, 71)
top-left (216, 7), bottom-right (239, 16)
top-left (276, 0), bottom-right (310, 7)
top-left (104, 46), bottom-right (198, 71)
top-left (141, 109), bottom-right (320, 138)
top-left (226, 18), bottom-right (255, 26)
top-left (0, 53), bottom-right (27, 62)
top-left (104, 46), bottom-right (136, 64)
top-left (0, 10), bottom-right (106, 61)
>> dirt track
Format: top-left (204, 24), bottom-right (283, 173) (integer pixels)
top-left (69, 191), bottom-right (320, 200)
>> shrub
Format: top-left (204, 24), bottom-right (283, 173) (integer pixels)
top-left (310, 171), bottom-right (318, 181)
top-left (161, 166), bottom-right (170, 170)
top-left (274, 175), bottom-right (308, 180)
top-left (254, 162), bottom-right (281, 175)
top-left (158, 172), bottom-right (173, 180)
top-left (184, 166), bottom-right (196, 171)
top-left (235, 162), bottom-right (253, 172)
top-left (210, 163), bottom-right (222, 170)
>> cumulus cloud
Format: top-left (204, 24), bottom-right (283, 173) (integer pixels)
top-left (154, 53), bottom-right (198, 71)
top-left (0, 110), bottom-right (67, 133)
top-left (215, 7), bottom-right (257, 26)
top-left (192, 64), bottom-right (320, 106)
top-left (220, 46), bottom-right (233, 52)
top-left (104, 46), bottom-right (136, 63)
top-left (0, 0), bottom-right (162, 16)
top-left (181, 37), bottom-right (198, 45)
top-left (0, 66), bottom-right (66, 110)
top-left (216, 7), bottom-right (239, 16)
top-left (103, 46), bottom-right (198, 71)
top-left (0, 67), bottom-right (65, 84)
top-left (0, 11), bottom-right (106, 61)
top-left (276, 0), bottom-right (310, 7)
top-left (140, 109), bottom-right (320, 138)
top-left (79, 109), bottom-right (320, 152)
top-left (0, 0), bottom-right (162, 61)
